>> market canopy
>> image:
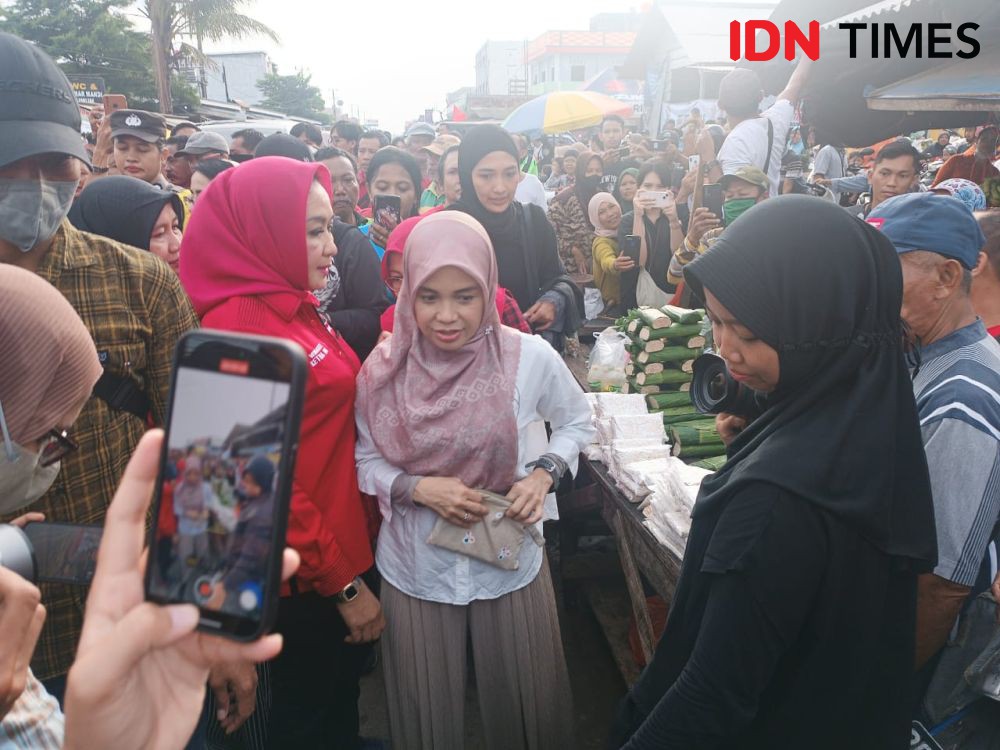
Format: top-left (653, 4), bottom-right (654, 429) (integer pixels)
top-left (502, 91), bottom-right (632, 135)
top-left (866, 46), bottom-right (1000, 112)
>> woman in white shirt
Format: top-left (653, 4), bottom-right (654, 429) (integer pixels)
top-left (355, 211), bottom-right (593, 750)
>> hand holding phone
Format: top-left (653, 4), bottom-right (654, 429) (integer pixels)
top-left (637, 190), bottom-right (674, 209)
top-left (144, 331), bottom-right (306, 641)
top-left (688, 154), bottom-right (701, 173)
top-left (372, 194), bottom-right (402, 232)
top-left (102, 94), bottom-right (127, 112)
top-left (64, 428), bottom-right (299, 750)
top-left (702, 183), bottom-right (724, 220)
top-left (621, 234), bottom-right (641, 266)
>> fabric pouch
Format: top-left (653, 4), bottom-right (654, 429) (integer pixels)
top-left (426, 490), bottom-right (544, 570)
top-left (635, 267), bottom-right (671, 308)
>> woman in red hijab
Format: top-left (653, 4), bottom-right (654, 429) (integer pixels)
top-left (179, 157), bottom-right (383, 749)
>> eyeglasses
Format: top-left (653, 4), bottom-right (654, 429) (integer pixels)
top-left (38, 428), bottom-right (78, 467)
top-left (386, 275), bottom-right (403, 294)
top-left (0, 400), bottom-right (77, 466)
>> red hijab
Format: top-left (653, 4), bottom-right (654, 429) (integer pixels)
top-left (179, 157), bottom-right (334, 317)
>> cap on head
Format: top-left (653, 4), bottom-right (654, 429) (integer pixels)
top-left (109, 109), bottom-right (167, 143)
top-left (245, 455), bottom-right (275, 493)
top-left (0, 32), bottom-right (90, 168)
top-left (422, 134), bottom-right (460, 157)
top-left (405, 122), bottom-right (435, 140)
top-left (720, 165), bottom-right (769, 193)
top-left (176, 130), bottom-right (230, 157)
top-left (867, 192), bottom-right (987, 270)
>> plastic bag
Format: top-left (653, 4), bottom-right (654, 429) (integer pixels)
top-left (584, 287), bottom-right (605, 320)
top-left (587, 327), bottom-right (629, 387)
top-left (636, 267), bottom-right (671, 308)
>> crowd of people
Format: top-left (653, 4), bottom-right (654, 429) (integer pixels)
top-left (2, 26), bottom-right (1000, 750)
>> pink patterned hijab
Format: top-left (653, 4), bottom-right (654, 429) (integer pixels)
top-left (357, 211), bottom-right (522, 492)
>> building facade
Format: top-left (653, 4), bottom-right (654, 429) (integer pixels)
top-left (475, 41), bottom-right (528, 96)
top-left (201, 51), bottom-right (275, 105)
top-left (526, 31), bottom-right (636, 96)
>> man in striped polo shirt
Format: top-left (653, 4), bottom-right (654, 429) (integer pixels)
top-left (870, 193), bottom-right (998, 669)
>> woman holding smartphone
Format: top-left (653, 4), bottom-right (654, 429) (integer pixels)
top-left (356, 211), bottom-right (593, 749)
top-left (361, 146), bottom-right (423, 258)
top-left (617, 160), bottom-right (684, 310)
top-left (179, 157), bottom-right (383, 749)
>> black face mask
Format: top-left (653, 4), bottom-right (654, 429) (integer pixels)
top-left (577, 175), bottom-right (601, 193)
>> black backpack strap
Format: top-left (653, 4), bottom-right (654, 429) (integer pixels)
top-left (92, 371), bottom-right (149, 420)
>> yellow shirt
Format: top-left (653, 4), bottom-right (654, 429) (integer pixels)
top-left (592, 235), bottom-right (622, 307)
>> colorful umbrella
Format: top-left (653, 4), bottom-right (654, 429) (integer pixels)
top-left (502, 90), bottom-right (633, 135)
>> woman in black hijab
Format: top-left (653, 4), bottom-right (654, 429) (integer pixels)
top-left (451, 125), bottom-right (581, 349)
top-left (69, 175), bottom-right (185, 272)
top-left (610, 195), bottom-right (937, 750)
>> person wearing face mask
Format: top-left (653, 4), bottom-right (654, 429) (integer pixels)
top-left (0, 264), bottom-right (101, 743)
top-left (180, 156), bottom-right (384, 749)
top-left (548, 151), bottom-right (605, 274)
top-left (0, 32), bottom-right (199, 696)
top-left (68, 176), bottom-right (185, 274)
top-left (668, 166), bottom-right (770, 288)
top-left (0, 267), bottom-right (301, 747)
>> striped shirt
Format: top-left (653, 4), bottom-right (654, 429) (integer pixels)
top-left (912, 319), bottom-right (1000, 586)
top-left (0, 670), bottom-right (64, 749)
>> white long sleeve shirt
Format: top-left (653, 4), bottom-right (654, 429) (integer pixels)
top-left (355, 331), bottom-right (594, 604)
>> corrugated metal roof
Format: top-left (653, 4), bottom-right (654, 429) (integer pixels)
top-left (823, 0), bottom-right (922, 28)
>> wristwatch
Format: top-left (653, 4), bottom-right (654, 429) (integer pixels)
top-left (336, 576), bottom-right (362, 603)
top-left (526, 455), bottom-right (562, 489)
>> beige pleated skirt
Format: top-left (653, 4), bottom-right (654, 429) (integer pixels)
top-left (380, 561), bottom-right (575, 750)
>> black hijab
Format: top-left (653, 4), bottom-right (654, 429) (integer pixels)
top-left (453, 125), bottom-right (520, 239)
top-left (69, 176), bottom-right (184, 251)
top-left (683, 195), bottom-right (936, 570)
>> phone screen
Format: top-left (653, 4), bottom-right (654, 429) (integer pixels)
top-left (22, 522), bottom-right (102, 585)
top-left (703, 183), bottom-right (724, 220)
top-left (145, 331), bottom-right (305, 640)
top-left (373, 195), bottom-right (402, 231)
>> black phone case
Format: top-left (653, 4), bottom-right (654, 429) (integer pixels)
top-left (622, 235), bottom-right (642, 264)
top-left (703, 185), bottom-right (724, 219)
top-left (143, 330), bottom-right (307, 642)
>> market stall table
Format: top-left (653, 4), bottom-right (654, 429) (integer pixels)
top-left (561, 347), bottom-right (686, 678)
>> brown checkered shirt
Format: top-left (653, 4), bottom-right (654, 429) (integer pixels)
top-left (4, 221), bottom-right (198, 679)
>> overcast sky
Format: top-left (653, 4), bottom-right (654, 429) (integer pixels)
top-left (169, 369), bottom-right (289, 449)
top-left (202, 0), bottom-right (648, 132)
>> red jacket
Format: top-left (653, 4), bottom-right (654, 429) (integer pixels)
top-left (202, 293), bottom-right (374, 596)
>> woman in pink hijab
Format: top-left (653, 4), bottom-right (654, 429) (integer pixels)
top-left (355, 211), bottom-right (594, 749)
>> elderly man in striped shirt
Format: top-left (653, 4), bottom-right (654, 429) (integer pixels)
top-left (870, 193), bottom-right (1000, 671)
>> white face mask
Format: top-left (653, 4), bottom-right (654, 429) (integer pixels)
top-left (0, 177), bottom-right (77, 253)
top-left (0, 443), bottom-right (59, 515)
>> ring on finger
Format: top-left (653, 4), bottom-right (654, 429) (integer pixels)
top-left (462, 511), bottom-right (471, 522)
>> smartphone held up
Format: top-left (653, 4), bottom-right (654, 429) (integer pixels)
top-left (144, 331), bottom-right (306, 641)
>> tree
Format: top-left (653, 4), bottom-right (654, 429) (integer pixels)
top-left (0, 0), bottom-right (198, 112)
top-left (143, 0), bottom-right (278, 114)
top-left (257, 71), bottom-right (330, 124)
